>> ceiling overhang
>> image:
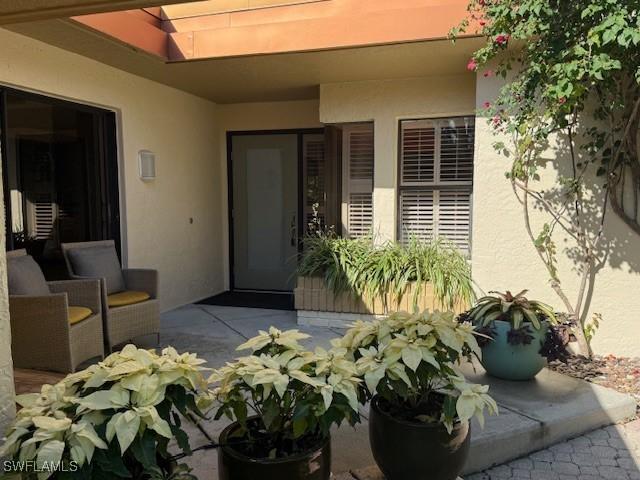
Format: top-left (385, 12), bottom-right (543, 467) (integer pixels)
top-left (5, 16), bottom-right (484, 104)
top-left (4, 0), bottom-right (483, 104)
top-left (0, 0), bottom-right (192, 25)
top-left (70, 0), bottom-right (479, 62)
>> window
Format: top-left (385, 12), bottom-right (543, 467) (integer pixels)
top-left (398, 117), bottom-right (474, 253)
top-left (342, 123), bottom-right (374, 238)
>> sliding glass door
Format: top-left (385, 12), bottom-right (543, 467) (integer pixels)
top-left (0, 88), bottom-right (120, 279)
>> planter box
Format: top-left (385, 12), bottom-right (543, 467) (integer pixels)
top-left (295, 276), bottom-right (467, 328)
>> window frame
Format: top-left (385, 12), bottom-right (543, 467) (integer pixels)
top-left (396, 115), bottom-right (475, 253)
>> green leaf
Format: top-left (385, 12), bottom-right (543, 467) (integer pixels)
top-left (130, 431), bottom-right (156, 469)
top-left (292, 417), bottom-right (308, 438)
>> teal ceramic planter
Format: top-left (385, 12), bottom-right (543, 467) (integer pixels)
top-left (480, 320), bottom-right (548, 381)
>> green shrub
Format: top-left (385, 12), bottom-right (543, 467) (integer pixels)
top-left (296, 235), bottom-right (474, 310)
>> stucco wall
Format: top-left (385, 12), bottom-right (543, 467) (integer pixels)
top-left (0, 164), bottom-right (16, 437)
top-left (0, 27), bottom-right (224, 310)
top-left (472, 72), bottom-right (640, 357)
top-left (216, 99), bottom-right (322, 289)
top-left (320, 74), bottom-right (639, 356)
top-left (320, 76), bottom-right (476, 242)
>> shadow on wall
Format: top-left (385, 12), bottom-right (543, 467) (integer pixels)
top-left (488, 112), bottom-right (640, 331)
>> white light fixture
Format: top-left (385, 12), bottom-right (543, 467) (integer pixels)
top-left (138, 150), bottom-right (156, 181)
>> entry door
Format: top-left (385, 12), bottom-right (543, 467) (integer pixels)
top-left (232, 134), bottom-right (299, 291)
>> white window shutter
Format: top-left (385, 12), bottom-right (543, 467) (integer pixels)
top-left (32, 193), bottom-right (55, 240)
top-left (399, 190), bottom-right (434, 244)
top-left (400, 120), bottom-right (436, 185)
top-left (342, 124), bottom-right (374, 238)
top-left (398, 116), bottom-right (474, 254)
top-left (437, 190), bottom-right (471, 253)
top-left (439, 119), bottom-right (474, 184)
top-left (303, 135), bottom-right (327, 229)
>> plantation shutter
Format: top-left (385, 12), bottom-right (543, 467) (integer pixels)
top-left (342, 123), bottom-right (374, 238)
top-left (399, 190), bottom-right (434, 242)
top-left (398, 117), bottom-right (474, 254)
top-left (302, 134), bottom-right (327, 230)
top-left (437, 190), bottom-right (471, 252)
top-left (32, 193), bottom-right (56, 240)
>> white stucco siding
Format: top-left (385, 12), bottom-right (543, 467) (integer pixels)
top-left (472, 72), bottom-right (640, 357)
top-left (320, 76), bottom-right (477, 242)
top-left (321, 73), bottom-right (639, 356)
top-left (0, 27), bottom-right (225, 310)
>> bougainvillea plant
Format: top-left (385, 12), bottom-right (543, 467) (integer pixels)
top-left (0, 345), bottom-right (213, 480)
top-left (451, 1), bottom-right (640, 357)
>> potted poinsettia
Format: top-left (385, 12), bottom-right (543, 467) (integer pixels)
top-left (464, 290), bottom-right (570, 380)
top-left (337, 311), bottom-right (498, 480)
top-left (208, 326), bottom-right (362, 480)
top-left (0, 344), bottom-right (212, 480)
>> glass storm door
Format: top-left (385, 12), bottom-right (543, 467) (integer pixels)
top-left (231, 134), bottom-right (299, 291)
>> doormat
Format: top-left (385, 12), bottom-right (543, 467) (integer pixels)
top-left (197, 291), bottom-right (295, 311)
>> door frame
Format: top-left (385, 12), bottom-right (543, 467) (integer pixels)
top-left (226, 128), bottom-right (324, 292)
top-left (0, 86), bottom-right (121, 256)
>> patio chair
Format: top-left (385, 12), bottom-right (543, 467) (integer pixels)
top-left (7, 249), bottom-right (104, 373)
top-left (61, 240), bottom-right (160, 352)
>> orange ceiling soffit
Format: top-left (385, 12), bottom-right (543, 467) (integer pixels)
top-left (71, 0), bottom-right (479, 62)
top-left (0, 0), bottom-right (194, 25)
top-left (72, 10), bottom-right (169, 59)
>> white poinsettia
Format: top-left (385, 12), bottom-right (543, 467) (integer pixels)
top-left (236, 326), bottom-right (310, 352)
top-left (208, 327), bottom-right (362, 449)
top-left (340, 309), bottom-right (498, 431)
top-left (250, 350), bottom-right (322, 398)
top-left (452, 378), bottom-right (499, 429)
top-left (387, 333), bottom-right (439, 372)
top-left (2, 344), bottom-right (213, 479)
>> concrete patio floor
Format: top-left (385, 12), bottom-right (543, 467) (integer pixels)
top-left (157, 304), bottom-right (637, 479)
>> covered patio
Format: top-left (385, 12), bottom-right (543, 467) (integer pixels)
top-left (1, 1), bottom-right (640, 479)
top-left (47, 303), bottom-right (634, 479)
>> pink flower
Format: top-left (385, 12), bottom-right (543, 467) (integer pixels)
top-left (483, 101), bottom-right (491, 108)
top-left (483, 70), bottom-right (494, 77)
top-left (495, 34), bottom-right (510, 46)
top-left (492, 114), bottom-right (502, 126)
top-left (558, 97), bottom-right (567, 105)
top-left (467, 58), bottom-right (478, 71)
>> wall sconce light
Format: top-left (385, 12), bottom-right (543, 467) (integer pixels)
top-left (138, 150), bottom-right (156, 181)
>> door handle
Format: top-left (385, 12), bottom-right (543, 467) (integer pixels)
top-left (290, 214), bottom-right (297, 247)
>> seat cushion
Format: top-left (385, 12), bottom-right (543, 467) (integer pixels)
top-left (107, 290), bottom-right (151, 308)
top-left (7, 254), bottom-right (50, 296)
top-left (68, 306), bottom-right (93, 325)
top-left (67, 245), bottom-right (125, 295)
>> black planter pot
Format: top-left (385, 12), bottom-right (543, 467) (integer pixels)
top-left (217, 421), bottom-right (331, 480)
top-left (369, 396), bottom-right (470, 480)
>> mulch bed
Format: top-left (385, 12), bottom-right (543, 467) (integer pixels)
top-left (549, 355), bottom-right (640, 414)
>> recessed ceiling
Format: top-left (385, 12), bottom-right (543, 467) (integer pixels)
top-left (6, 19), bottom-right (482, 103)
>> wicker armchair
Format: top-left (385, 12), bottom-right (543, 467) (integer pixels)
top-left (7, 250), bottom-right (104, 373)
top-left (61, 240), bottom-right (160, 352)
